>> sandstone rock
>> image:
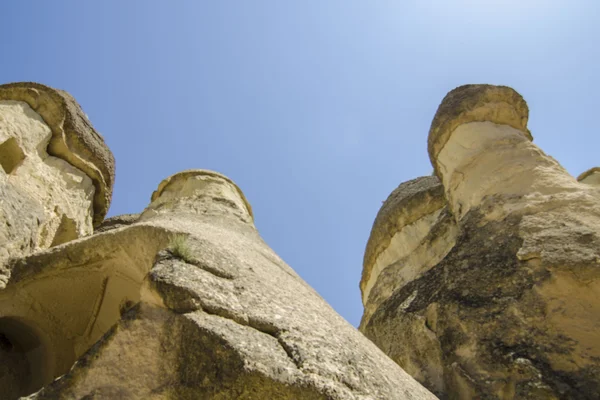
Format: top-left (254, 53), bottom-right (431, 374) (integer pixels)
top-left (359, 177), bottom-right (457, 397)
top-left (0, 83), bottom-right (114, 267)
top-left (0, 82), bottom-right (114, 226)
top-left (578, 167), bottom-right (600, 186)
top-left (94, 213), bottom-right (140, 233)
top-left (1, 169), bottom-right (435, 399)
top-left (361, 84), bottom-right (600, 399)
top-left (360, 176), bottom-right (457, 326)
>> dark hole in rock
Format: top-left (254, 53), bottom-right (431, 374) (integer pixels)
top-left (0, 332), bottom-right (13, 351)
top-left (0, 234), bottom-right (171, 397)
top-left (0, 318), bottom-right (47, 400)
top-left (0, 137), bottom-right (26, 174)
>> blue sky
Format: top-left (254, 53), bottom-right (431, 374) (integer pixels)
top-left (1, 1), bottom-right (598, 326)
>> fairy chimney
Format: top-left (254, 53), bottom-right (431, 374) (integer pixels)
top-left (361, 84), bottom-right (600, 399)
top-left (0, 94), bottom-right (435, 400)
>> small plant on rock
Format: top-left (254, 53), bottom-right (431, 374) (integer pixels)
top-left (167, 234), bottom-right (195, 263)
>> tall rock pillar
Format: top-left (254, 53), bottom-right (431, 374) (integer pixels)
top-left (361, 85), bottom-right (600, 399)
top-left (1, 168), bottom-right (435, 399)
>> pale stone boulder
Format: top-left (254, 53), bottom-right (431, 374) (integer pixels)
top-left (0, 83), bottom-right (114, 267)
top-left (1, 170), bottom-right (435, 400)
top-left (361, 85), bottom-right (600, 399)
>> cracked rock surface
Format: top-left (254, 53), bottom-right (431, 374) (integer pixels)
top-left (3, 169), bottom-right (434, 400)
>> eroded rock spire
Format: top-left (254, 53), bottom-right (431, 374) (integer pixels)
top-left (361, 84), bottom-right (600, 399)
top-left (0, 86), bottom-right (434, 399)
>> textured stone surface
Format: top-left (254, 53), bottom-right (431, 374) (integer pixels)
top-left (427, 84), bottom-right (531, 179)
top-left (360, 176), bottom-right (457, 325)
top-left (0, 98), bottom-right (101, 267)
top-left (1, 170), bottom-right (434, 400)
top-left (94, 213), bottom-right (140, 233)
top-left (359, 176), bottom-right (458, 396)
top-left (0, 82), bottom-right (114, 226)
top-left (361, 84), bottom-right (600, 399)
top-left (578, 167), bottom-right (600, 186)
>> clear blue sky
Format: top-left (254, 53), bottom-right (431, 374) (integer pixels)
top-left (1, 1), bottom-right (598, 326)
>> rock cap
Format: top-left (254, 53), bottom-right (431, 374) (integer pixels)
top-left (428, 84), bottom-right (531, 177)
top-left (577, 167), bottom-right (600, 183)
top-left (361, 176), bottom-right (445, 298)
top-left (0, 82), bottom-right (115, 226)
top-left (150, 169), bottom-right (253, 220)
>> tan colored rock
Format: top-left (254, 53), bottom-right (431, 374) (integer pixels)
top-left (94, 213), bottom-right (140, 233)
top-left (428, 85), bottom-right (577, 221)
top-left (578, 167), bottom-right (600, 186)
top-left (142, 169), bottom-right (254, 224)
top-left (360, 176), bottom-right (457, 324)
top-left (361, 84), bottom-right (600, 399)
top-left (359, 176), bottom-right (457, 397)
top-left (428, 84), bottom-right (531, 177)
top-left (1, 170), bottom-right (435, 399)
top-left (0, 82), bottom-right (114, 226)
top-left (0, 83), bottom-right (114, 268)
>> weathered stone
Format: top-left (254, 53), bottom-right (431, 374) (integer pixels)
top-left (360, 176), bottom-right (457, 325)
top-left (427, 84), bottom-right (531, 181)
top-left (0, 82), bottom-right (114, 226)
top-left (94, 213), bottom-right (140, 233)
top-left (0, 83), bottom-right (114, 268)
top-left (0, 137), bottom-right (25, 174)
top-left (359, 177), bottom-right (458, 398)
top-left (361, 84), bottom-right (600, 399)
top-left (1, 170), bottom-right (434, 399)
top-left (578, 167), bottom-right (600, 186)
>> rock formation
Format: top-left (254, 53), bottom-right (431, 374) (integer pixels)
top-left (0, 82), bottom-right (114, 269)
top-left (0, 83), bottom-right (434, 399)
top-left (360, 85), bottom-right (600, 399)
top-left (577, 167), bottom-right (600, 187)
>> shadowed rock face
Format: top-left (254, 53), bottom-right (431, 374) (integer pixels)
top-left (0, 83), bottom-right (114, 270)
top-left (0, 165), bottom-right (435, 398)
top-left (361, 84), bottom-right (600, 399)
